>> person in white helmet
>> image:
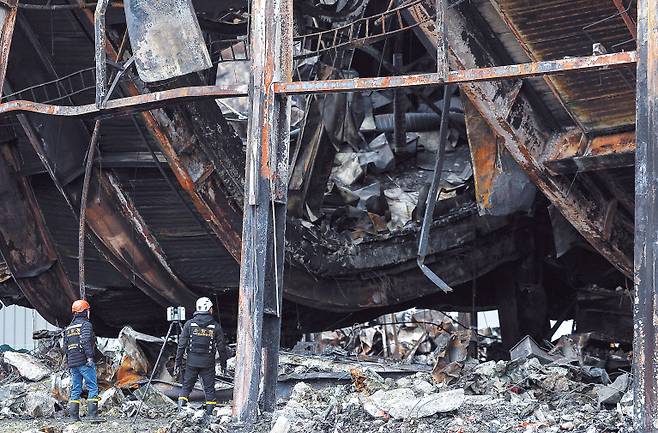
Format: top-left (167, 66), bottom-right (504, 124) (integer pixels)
top-left (174, 297), bottom-right (227, 414)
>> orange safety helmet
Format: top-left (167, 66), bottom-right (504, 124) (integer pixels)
top-left (71, 299), bottom-right (90, 313)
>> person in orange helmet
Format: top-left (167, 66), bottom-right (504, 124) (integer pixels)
top-left (64, 299), bottom-right (99, 422)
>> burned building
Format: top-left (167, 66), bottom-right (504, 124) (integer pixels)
top-left (0, 0), bottom-right (640, 360)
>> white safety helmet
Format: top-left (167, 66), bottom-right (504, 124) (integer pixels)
top-left (196, 297), bottom-right (213, 312)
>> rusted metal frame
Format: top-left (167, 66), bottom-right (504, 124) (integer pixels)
top-left (612, 0), bottom-right (638, 41)
top-left (94, 0), bottom-right (109, 107)
top-left (235, 0), bottom-right (275, 419)
top-left (71, 6), bottom-right (245, 262)
top-left (0, 84), bottom-right (248, 118)
top-left (417, 83), bottom-right (455, 293)
top-left (401, 4), bottom-right (634, 276)
top-left (544, 131), bottom-right (636, 174)
top-left (293, 0), bottom-right (429, 60)
top-left (545, 151), bottom-right (634, 174)
top-left (234, 0), bottom-right (292, 419)
top-left (261, 93), bottom-right (291, 412)
top-left (0, 53), bottom-right (634, 118)
top-left (633, 0), bottom-right (657, 431)
top-left (457, 68), bottom-right (633, 275)
top-left (0, 0), bottom-right (17, 96)
top-left (274, 51), bottom-right (637, 95)
top-left (0, 134), bottom-right (78, 328)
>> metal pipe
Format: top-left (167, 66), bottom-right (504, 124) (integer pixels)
top-left (78, 119), bottom-right (101, 300)
top-left (416, 84), bottom-right (455, 293)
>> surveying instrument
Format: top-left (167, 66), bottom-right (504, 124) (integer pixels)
top-left (133, 306), bottom-right (185, 419)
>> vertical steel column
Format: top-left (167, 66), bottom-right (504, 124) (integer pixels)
top-left (436, 0), bottom-right (448, 78)
top-left (233, 0), bottom-right (292, 421)
top-left (634, 0), bottom-right (658, 431)
top-left (94, 0), bottom-right (110, 108)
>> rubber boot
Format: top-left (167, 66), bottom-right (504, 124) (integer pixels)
top-left (177, 397), bottom-right (188, 413)
top-left (86, 399), bottom-right (105, 423)
top-left (68, 401), bottom-right (80, 421)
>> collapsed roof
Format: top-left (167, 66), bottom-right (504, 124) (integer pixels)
top-left (0, 0), bottom-right (636, 347)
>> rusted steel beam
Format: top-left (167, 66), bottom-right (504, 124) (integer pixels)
top-left (233, 0), bottom-right (292, 418)
top-left (404, 3), bottom-right (634, 276)
top-left (464, 98), bottom-right (506, 214)
top-left (0, 136), bottom-right (77, 327)
top-left (0, 84), bottom-right (248, 118)
top-left (0, 53), bottom-right (634, 118)
top-left (612, 0), bottom-right (638, 40)
top-left (633, 0), bottom-right (657, 431)
top-left (0, 0), bottom-right (17, 96)
top-left (544, 131), bottom-right (636, 174)
top-left (274, 52), bottom-right (637, 95)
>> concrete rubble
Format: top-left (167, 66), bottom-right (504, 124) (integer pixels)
top-left (2, 351), bottom-right (51, 381)
top-left (0, 319), bottom-right (634, 433)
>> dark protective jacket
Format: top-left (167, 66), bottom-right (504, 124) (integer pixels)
top-left (175, 312), bottom-right (228, 370)
top-left (63, 314), bottom-right (95, 368)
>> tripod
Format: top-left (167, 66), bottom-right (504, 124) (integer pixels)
top-left (133, 319), bottom-right (182, 419)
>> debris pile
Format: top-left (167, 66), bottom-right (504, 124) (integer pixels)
top-left (266, 356), bottom-right (632, 433)
top-left (295, 309), bottom-right (490, 369)
top-left (292, 84), bottom-right (476, 242)
top-left (0, 324), bottom-right (634, 433)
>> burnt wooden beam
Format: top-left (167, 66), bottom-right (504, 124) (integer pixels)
top-left (544, 131), bottom-right (636, 174)
top-left (0, 135), bottom-right (77, 327)
top-left (404, 2), bottom-right (633, 276)
top-left (633, 0), bottom-right (657, 430)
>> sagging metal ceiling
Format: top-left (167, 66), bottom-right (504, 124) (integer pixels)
top-left (0, 0), bottom-right (637, 342)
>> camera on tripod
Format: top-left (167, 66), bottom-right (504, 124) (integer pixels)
top-left (166, 306), bottom-right (186, 322)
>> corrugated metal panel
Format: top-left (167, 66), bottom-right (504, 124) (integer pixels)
top-left (0, 304), bottom-right (58, 350)
top-left (115, 169), bottom-right (240, 288)
top-left (494, 0), bottom-right (637, 133)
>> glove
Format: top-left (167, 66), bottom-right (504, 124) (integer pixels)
top-left (86, 358), bottom-right (94, 367)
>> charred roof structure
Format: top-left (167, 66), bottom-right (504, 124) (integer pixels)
top-left (0, 0), bottom-right (653, 428)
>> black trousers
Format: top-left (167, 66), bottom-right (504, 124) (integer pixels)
top-left (180, 365), bottom-right (215, 403)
